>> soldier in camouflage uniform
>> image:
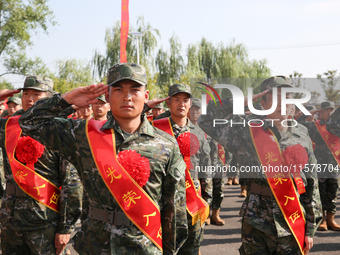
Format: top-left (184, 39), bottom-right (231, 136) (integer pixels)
top-left (19, 63), bottom-right (188, 255)
top-left (0, 77), bottom-right (82, 255)
top-left (7, 96), bottom-right (22, 117)
top-left (92, 94), bottom-right (110, 121)
top-left (152, 102), bottom-right (164, 119)
top-left (199, 76), bottom-right (322, 255)
top-left (157, 85), bottom-right (210, 255)
top-left (303, 101), bottom-right (340, 231)
top-left (189, 98), bottom-right (225, 225)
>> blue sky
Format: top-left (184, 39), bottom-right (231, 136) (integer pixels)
top-left (3, 0), bottom-right (340, 88)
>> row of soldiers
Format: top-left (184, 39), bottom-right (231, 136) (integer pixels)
top-left (0, 63), bottom-right (338, 255)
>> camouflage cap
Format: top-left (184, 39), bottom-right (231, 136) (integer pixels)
top-left (153, 102), bottom-right (164, 109)
top-left (321, 101), bottom-right (335, 110)
top-left (96, 94), bottom-right (107, 103)
top-left (19, 76), bottom-right (53, 92)
top-left (191, 98), bottom-right (201, 108)
top-left (168, 83), bottom-right (191, 97)
top-left (7, 97), bottom-right (21, 105)
top-left (107, 63), bottom-right (147, 86)
top-left (260, 76), bottom-right (293, 92)
top-left (305, 105), bottom-right (316, 111)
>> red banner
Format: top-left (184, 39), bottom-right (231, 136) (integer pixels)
top-left (120, 0), bottom-right (129, 63)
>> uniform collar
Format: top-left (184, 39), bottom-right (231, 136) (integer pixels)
top-left (263, 119), bottom-right (302, 140)
top-left (169, 117), bottom-right (195, 130)
top-left (101, 114), bottom-right (155, 138)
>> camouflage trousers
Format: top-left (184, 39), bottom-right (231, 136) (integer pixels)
top-left (1, 223), bottom-right (68, 255)
top-left (239, 219), bottom-right (301, 255)
top-left (177, 213), bottom-right (204, 255)
top-left (200, 178), bottom-right (212, 206)
top-left (319, 178), bottom-right (339, 214)
top-left (73, 218), bottom-right (161, 255)
top-left (212, 175), bottom-right (224, 210)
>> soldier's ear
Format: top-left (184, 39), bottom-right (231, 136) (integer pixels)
top-left (144, 90), bottom-right (149, 102)
top-left (105, 87), bottom-right (110, 102)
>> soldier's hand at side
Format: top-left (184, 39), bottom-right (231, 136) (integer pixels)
top-left (147, 96), bottom-right (170, 109)
top-left (0, 89), bottom-right (20, 101)
top-left (62, 83), bottom-right (108, 107)
top-left (304, 236), bottom-right (313, 254)
top-left (55, 233), bottom-right (71, 255)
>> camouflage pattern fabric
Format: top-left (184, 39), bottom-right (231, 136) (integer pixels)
top-left (199, 98), bottom-right (322, 242)
top-left (0, 148), bottom-right (4, 199)
top-left (1, 223), bottom-right (70, 255)
top-left (207, 138), bottom-right (224, 210)
top-left (318, 178), bottom-right (339, 213)
top-left (19, 94), bottom-right (188, 255)
top-left (239, 220), bottom-right (300, 255)
top-left (0, 108), bottom-right (82, 253)
top-left (107, 63), bottom-right (147, 86)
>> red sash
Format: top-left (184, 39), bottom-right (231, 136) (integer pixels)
top-left (249, 125), bottom-right (306, 254)
top-left (315, 120), bottom-right (340, 165)
top-left (204, 133), bottom-right (225, 165)
top-left (217, 144), bottom-right (225, 165)
top-left (86, 120), bottom-right (162, 251)
top-left (152, 118), bottom-right (209, 226)
top-left (5, 116), bottom-right (60, 213)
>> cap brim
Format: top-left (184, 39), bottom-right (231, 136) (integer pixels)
top-left (169, 91), bottom-right (192, 97)
top-left (18, 87), bottom-right (48, 92)
top-left (108, 78), bottom-right (146, 87)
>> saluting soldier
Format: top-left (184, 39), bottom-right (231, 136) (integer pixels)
top-left (92, 94), bottom-right (110, 121)
top-left (0, 76), bottom-right (82, 255)
top-left (199, 76), bottom-right (322, 255)
top-left (296, 101), bottom-right (340, 231)
top-left (153, 85), bottom-right (210, 255)
top-left (19, 63), bottom-right (188, 255)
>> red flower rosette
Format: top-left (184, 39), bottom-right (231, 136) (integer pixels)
top-left (177, 132), bottom-right (200, 169)
top-left (15, 136), bottom-right (45, 169)
top-left (283, 144), bottom-right (308, 173)
top-left (117, 150), bottom-right (151, 188)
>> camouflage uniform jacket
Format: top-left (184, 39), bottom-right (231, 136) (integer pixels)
top-left (297, 115), bottom-right (339, 178)
top-left (19, 94), bottom-right (188, 254)
top-left (199, 99), bottom-right (322, 237)
top-left (326, 107), bottom-right (340, 136)
top-left (0, 109), bottom-right (82, 234)
top-left (168, 117), bottom-right (211, 188)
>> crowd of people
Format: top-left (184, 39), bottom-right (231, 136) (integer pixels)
top-left (0, 63), bottom-right (339, 255)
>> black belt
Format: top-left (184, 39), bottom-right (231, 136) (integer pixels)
top-left (88, 204), bottom-right (133, 226)
top-left (6, 182), bottom-right (27, 197)
top-left (249, 182), bottom-right (273, 197)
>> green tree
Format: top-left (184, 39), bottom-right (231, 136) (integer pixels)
top-left (0, 0), bottom-right (55, 57)
top-left (289, 71), bottom-right (305, 99)
top-left (51, 59), bottom-right (94, 93)
top-left (317, 70), bottom-right (340, 103)
top-left (92, 17), bottom-right (160, 81)
top-left (3, 50), bottom-right (49, 76)
top-left (155, 35), bottom-right (184, 95)
top-left (0, 79), bottom-right (14, 90)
